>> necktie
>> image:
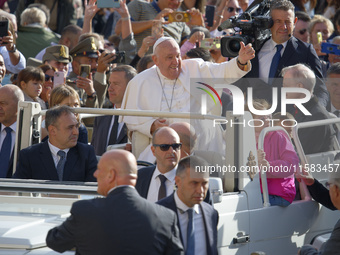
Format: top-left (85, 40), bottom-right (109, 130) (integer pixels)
top-left (0, 127), bottom-right (12, 177)
top-left (268, 44), bottom-right (283, 84)
top-left (56, 150), bottom-right (66, 181)
top-left (158, 174), bottom-right (167, 200)
top-left (186, 208), bottom-right (195, 255)
top-left (108, 115), bottom-right (119, 145)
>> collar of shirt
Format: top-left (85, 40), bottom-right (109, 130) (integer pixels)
top-left (258, 38), bottom-right (288, 83)
top-left (107, 185), bottom-right (135, 195)
top-left (1, 121), bottom-right (16, 134)
top-left (174, 190), bottom-right (200, 214)
top-left (156, 66), bottom-right (180, 82)
top-left (0, 122), bottom-right (16, 151)
top-left (267, 38), bottom-right (288, 52)
top-left (151, 0), bottom-right (161, 13)
top-left (154, 165), bottom-right (177, 184)
top-left (48, 140), bottom-right (70, 160)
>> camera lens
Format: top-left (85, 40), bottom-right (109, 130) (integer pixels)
top-left (229, 39), bottom-right (241, 53)
top-left (175, 13), bottom-right (184, 21)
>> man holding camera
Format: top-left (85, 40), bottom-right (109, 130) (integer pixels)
top-left (236, 0), bottom-right (328, 110)
top-left (67, 37), bottom-right (112, 111)
top-left (115, 0), bottom-right (205, 51)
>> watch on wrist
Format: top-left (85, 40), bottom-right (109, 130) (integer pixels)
top-left (87, 91), bottom-right (97, 99)
top-left (8, 44), bottom-right (16, 53)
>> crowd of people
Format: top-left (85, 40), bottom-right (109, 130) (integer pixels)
top-left (0, 0), bottom-right (340, 254)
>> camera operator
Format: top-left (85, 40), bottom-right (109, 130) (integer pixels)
top-left (235, 0), bottom-right (328, 110)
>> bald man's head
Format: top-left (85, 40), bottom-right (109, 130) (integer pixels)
top-left (94, 150), bottom-right (137, 196)
top-left (170, 122), bottom-right (196, 158)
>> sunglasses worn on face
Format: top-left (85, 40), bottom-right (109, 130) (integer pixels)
top-left (153, 143), bottom-right (182, 151)
top-left (227, 7), bottom-right (241, 13)
top-left (298, 29), bottom-right (307, 35)
top-left (45, 74), bottom-right (54, 82)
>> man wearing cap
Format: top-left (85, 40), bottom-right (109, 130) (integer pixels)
top-left (67, 37), bottom-right (111, 110)
top-left (43, 45), bottom-right (72, 77)
top-left (121, 36), bottom-right (254, 157)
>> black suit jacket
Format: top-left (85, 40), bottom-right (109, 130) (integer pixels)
top-left (46, 186), bottom-right (184, 255)
top-left (307, 179), bottom-right (336, 211)
top-left (157, 193), bottom-right (219, 255)
top-left (0, 123), bottom-right (14, 178)
top-left (91, 115), bottom-right (128, 156)
top-left (136, 165), bottom-right (213, 204)
top-left (13, 141), bottom-right (97, 182)
top-left (294, 97), bottom-right (337, 155)
top-left (236, 36), bottom-right (328, 108)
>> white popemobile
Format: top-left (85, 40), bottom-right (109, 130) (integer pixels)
top-left (0, 101), bottom-right (339, 255)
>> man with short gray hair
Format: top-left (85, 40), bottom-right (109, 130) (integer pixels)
top-left (14, 105), bottom-right (97, 181)
top-left (157, 155), bottom-right (218, 255)
top-left (0, 85), bottom-right (24, 177)
top-left (282, 64), bottom-right (337, 154)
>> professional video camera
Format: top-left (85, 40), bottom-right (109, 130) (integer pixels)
top-left (219, 0), bottom-right (273, 57)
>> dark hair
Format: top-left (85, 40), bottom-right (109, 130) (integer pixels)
top-left (327, 62), bottom-right (340, 76)
top-left (270, 0), bottom-right (295, 13)
top-left (111, 65), bottom-right (137, 82)
top-left (136, 54), bottom-right (154, 73)
top-left (17, 66), bottom-right (45, 88)
top-left (45, 105), bottom-right (74, 130)
top-left (295, 11), bottom-right (311, 22)
top-left (333, 9), bottom-right (340, 30)
top-left (189, 26), bottom-right (211, 39)
top-left (186, 48), bottom-right (214, 62)
top-left (176, 155), bottom-right (209, 177)
top-left (39, 64), bottom-right (57, 73)
top-left (61, 24), bottom-right (82, 39)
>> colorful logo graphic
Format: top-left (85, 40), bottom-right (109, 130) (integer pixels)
top-left (196, 82), bottom-right (222, 106)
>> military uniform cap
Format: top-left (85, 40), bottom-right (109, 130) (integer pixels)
top-left (70, 37), bottom-right (100, 58)
top-left (43, 45), bottom-right (72, 63)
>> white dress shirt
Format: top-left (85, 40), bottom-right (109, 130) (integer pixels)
top-left (106, 107), bottom-right (125, 147)
top-left (48, 140), bottom-right (70, 169)
top-left (146, 166), bottom-right (177, 203)
top-left (174, 191), bottom-right (206, 255)
top-left (0, 122), bottom-right (16, 154)
top-left (258, 38), bottom-right (288, 84)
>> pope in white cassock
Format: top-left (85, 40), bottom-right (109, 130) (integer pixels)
top-left (121, 36), bottom-right (255, 162)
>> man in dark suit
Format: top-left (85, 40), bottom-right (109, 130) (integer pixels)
top-left (46, 149), bottom-right (184, 254)
top-left (13, 106), bottom-right (97, 181)
top-left (236, 0), bottom-right (328, 109)
top-left (299, 168), bottom-right (340, 254)
top-left (158, 155), bottom-right (219, 255)
top-left (91, 65), bottom-right (137, 156)
top-left (282, 63), bottom-right (337, 155)
top-left (136, 127), bottom-right (181, 202)
top-left (0, 85), bottom-right (24, 178)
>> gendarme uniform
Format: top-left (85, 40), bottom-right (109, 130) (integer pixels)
top-left (66, 38), bottom-right (107, 118)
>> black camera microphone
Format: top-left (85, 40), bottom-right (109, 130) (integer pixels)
top-left (218, 18), bottom-right (234, 32)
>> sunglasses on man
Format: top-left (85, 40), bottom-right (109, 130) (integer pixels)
top-left (227, 7), bottom-right (241, 13)
top-left (153, 143), bottom-right (182, 151)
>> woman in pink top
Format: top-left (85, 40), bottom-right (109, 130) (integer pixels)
top-left (248, 100), bottom-right (299, 207)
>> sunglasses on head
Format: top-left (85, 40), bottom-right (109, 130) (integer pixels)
top-left (227, 7), bottom-right (241, 13)
top-left (298, 29), bottom-right (307, 35)
top-left (45, 74), bottom-right (54, 82)
top-left (153, 143), bottom-right (182, 151)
